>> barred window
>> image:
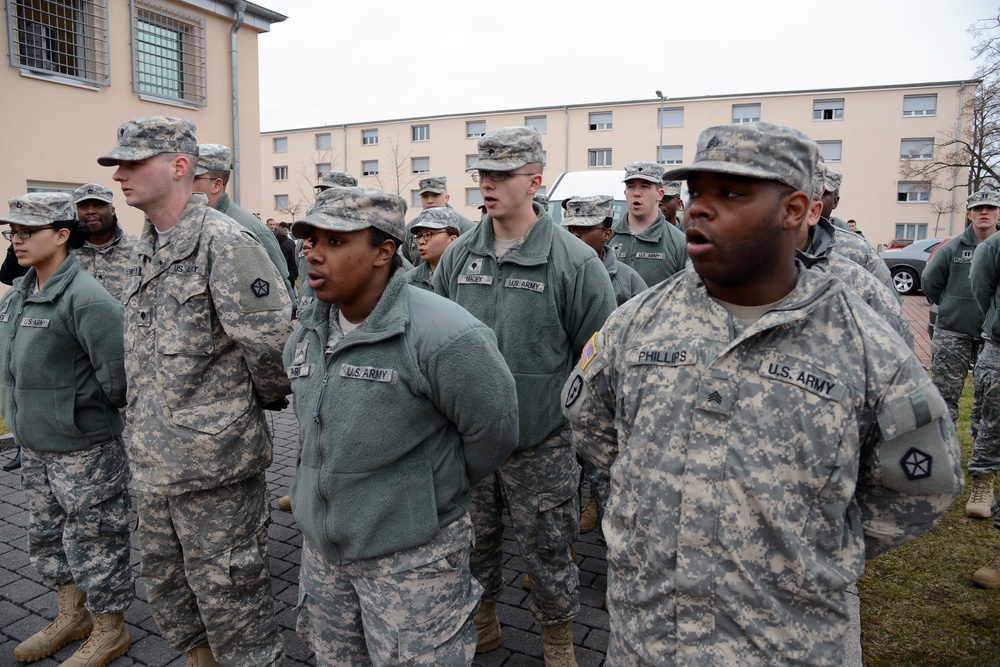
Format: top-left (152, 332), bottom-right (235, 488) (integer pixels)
top-left (8, 0), bottom-right (110, 86)
top-left (131, 0), bottom-right (206, 106)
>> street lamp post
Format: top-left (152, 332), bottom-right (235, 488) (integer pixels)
top-left (655, 90), bottom-right (665, 164)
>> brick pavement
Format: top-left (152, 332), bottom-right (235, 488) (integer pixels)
top-left (0, 296), bottom-right (932, 666)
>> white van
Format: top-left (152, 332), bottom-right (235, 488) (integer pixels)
top-left (545, 170), bottom-right (627, 225)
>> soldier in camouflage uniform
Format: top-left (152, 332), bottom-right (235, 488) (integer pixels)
top-left (0, 193), bottom-right (133, 666)
top-left (923, 190), bottom-right (999, 519)
top-left (658, 180), bottom-right (684, 229)
top-left (284, 186), bottom-right (518, 666)
top-left (99, 117), bottom-right (293, 666)
top-left (562, 121), bottom-right (963, 665)
top-left (969, 197), bottom-right (1000, 587)
top-left (610, 162), bottom-right (688, 287)
top-left (433, 127), bottom-right (616, 667)
top-left (71, 183), bottom-right (138, 303)
top-left (315, 169), bottom-right (358, 192)
top-left (402, 176), bottom-right (477, 266)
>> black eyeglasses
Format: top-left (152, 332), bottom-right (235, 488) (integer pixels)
top-left (2, 227), bottom-right (55, 241)
top-left (412, 230), bottom-right (449, 242)
top-left (471, 171), bottom-right (537, 183)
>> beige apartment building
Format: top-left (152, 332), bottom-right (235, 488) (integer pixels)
top-left (0, 0), bottom-right (285, 237)
top-left (261, 80), bottom-right (978, 249)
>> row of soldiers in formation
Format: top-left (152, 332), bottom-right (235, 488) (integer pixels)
top-left (0, 113), bottom-right (993, 667)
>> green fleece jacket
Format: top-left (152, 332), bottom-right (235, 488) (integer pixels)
top-left (0, 255), bottom-right (125, 452)
top-left (609, 211), bottom-right (688, 287)
top-left (285, 270), bottom-right (518, 563)
top-left (923, 225), bottom-right (986, 338)
top-left (433, 204), bottom-right (616, 450)
top-left (972, 230), bottom-right (1000, 341)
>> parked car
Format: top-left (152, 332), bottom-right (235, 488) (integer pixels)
top-left (885, 238), bottom-right (915, 250)
top-left (878, 237), bottom-right (948, 295)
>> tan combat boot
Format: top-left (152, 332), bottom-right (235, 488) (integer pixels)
top-left (974, 549), bottom-right (1000, 588)
top-left (185, 644), bottom-right (222, 667)
top-left (579, 495), bottom-right (599, 534)
top-left (60, 612), bottom-right (130, 667)
top-left (277, 495), bottom-right (292, 511)
top-left (14, 582), bottom-right (93, 663)
top-left (966, 473), bottom-right (996, 518)
top-left (473, 599), bottom-right (501, 653)
top-left (541, 621), bottom-right (578, 667)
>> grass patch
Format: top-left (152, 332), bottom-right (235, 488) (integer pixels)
top-left (860, 379), bottom-right (1000, 665)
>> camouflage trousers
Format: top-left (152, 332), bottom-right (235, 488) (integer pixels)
top-left (931, 327), bottom-right (983, 437)
top-left (21, 438), bottom-right (133, 614)
top-left (580, 457), bottom-right (610, 523)
top-left (136, 474), bottom-right (283, 666)
top-left (470, 427), bottom-right (581, 624)
top-left (297, 514), bottom-right (480, 666)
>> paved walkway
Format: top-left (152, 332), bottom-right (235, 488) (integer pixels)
top-left (0, 296), bottom-right (932, 666)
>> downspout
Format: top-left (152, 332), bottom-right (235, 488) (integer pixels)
top-left (230, 1), bottom-right (248, 204)
top-left (949, 82), bottom-right (967, 235)
top-left (563, 106), bottom-right (569, 173)
top-left (343, 125), bottom-right (348, 171)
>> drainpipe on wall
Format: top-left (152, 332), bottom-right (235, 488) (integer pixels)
top-left (230, 1), bottom-right (248, 204)
top-left (343, 125), bottom-right (348, 172)
top-left (563, 106), bottom-right (569, 173)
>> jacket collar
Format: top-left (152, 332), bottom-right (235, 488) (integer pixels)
top-left (298, 267), bottom-right (410, 337)
top-left (464, 203), bottom-right (553, 266)
top-left (135, 194), bottom-right (210, 265)
top-left (613, 211), bottom-right (668, 241)
top-left (19, 253), bottom-right (82, 303)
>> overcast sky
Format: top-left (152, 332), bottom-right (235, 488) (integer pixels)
top-left (257, 0), bottom-right (998, 133)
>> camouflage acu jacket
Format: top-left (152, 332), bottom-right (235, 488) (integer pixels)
top-left (73, 226), bottom-right (138, 304)
top-left (123, 195), bottom-right (293, 494)
top-left (562, 264), bottom-right (962, 666)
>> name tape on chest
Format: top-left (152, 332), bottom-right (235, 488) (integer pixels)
top-left (635, 252), bottom-right (665, 260)
top-left (458, 274), bottom-right (494, 286)
top-left (627, 348), bottom-right (694, 367)
top-left (955, 250), bottom-right (974, 264)
top-left (20, 317), bottom-right (50, 328)
top-left (758, 358), bottom-right (846, 401)
top-left (505, 278), bottom-right (545, 293)
top-left (340, 364), bottom-right (397, 384)
top-left (126, 266), bottom-right (142, 277)
top-left (287, 363), bottom-right (312, 379)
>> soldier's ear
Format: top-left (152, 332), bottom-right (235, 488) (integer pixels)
top-left (781, 190), bottom-right (811, 232)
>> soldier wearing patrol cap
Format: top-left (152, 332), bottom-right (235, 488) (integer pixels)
top-left (967, 190), bottom-right (1000, 587)
top-left (658, 180), bottom-right (684, 229)
top-left (562, 121), bottom-right (962, 666)
top-left (284, 186), bottom-right (517, 665)
top-left (610, 162), bottom-right (687, 287)
top-left (314, 170), bottom-right (358, 191)
top-left (820, 164), bottom-right (851, 231)
top-left (401, 176), bottom-right (476, 266)
top-left (925, 189), bottom-right (999, 523)
top-left (434, 126), bottom-right (616, 666)
top-left (405, 206), bottom-right (460, 291)
top-left (71, 183), bottom-right (137, 303)
top-left (99, 117), bottom-right (293, 666)
top-left (192, 143), bottom-right (294, 308)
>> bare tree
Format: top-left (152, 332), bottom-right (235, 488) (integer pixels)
top-left (375, 134), bottom-right (415, 195)
top-left (929, 199), bottom-right (957, 236)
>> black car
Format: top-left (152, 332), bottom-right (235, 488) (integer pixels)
top-left (878, 237), bottom-right (947, 295)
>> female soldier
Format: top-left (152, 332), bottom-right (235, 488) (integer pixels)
top-left (405, 207), bottom-right (460, 292)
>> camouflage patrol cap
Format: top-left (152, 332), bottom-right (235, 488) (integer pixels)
top-left (467, 127), bottom-right (544, 172)
top-left (195, 144), bottom-right (232, 175)
top-left (663, 121), bottom-right (819, 193)
top-left (623, 162), bottom-right (665, 184)
top-left (293, 186), bottom-right (406, 243)
top-left (1, 192), bottom-right (76, 227)
top-left (417, 176), bottom-right (447, 195)
top-left (662, 181), bottom-right (683, 198)
top-left (967, 189), bottom-right (1000, 209)
top-left (409, 206), bottom-right (459, 232)
top-left (822, 164), bottom-right (843, 194)
top-left (73, 183), bottom-right (114, 206)
top-left (98, 116), bottom-right (198, 167)
top-left (533, 193), bottom-right (550, 209)
top-left (316, 171), bottom-right (359, 190)
top-left (811, 164), bottom-right (826, 199)
top-left (561, 195), bottom-right (615, 228)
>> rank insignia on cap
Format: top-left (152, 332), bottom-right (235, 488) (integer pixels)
top-left (581, 333), bottom-right (598, 371)
top-left (900, 447), bottom-right (932, 480)
top-left (251, 278), bottom-right (270, 297)
top-left (705, 135), bottom-right (720, 150)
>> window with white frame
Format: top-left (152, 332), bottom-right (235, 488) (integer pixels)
top-left (658, 108), bottom-right (684, 128)
top-left (895, 223), bottom-right (928, 240)
top-left (412, 124), bottom-right (430, 142)
top-left (903, 94), bottom-right (937, 117)
top-left (526, 116), bottom-right (547, 133)
top-left (412, 157), bottom-right (430, 174)
top-left (589, 149), bottom-right (612, 168)
top-left (657, 145), bottom-right (683, 165)
top-left (273, 166), bottom-right (288, 181)
top-left (589, 112), bottom-right (613, 131)
top-left (732, 104), bottom-right (760, 124)
top-left (466, 188), bottom-right (483, 206)
top-left (316, 163), bottom-right (331, 179)
top-left (274, 194), bottom-right (289, 210)
top-left (900, 138), bottom-right (934, 160)
top-left (897, 182), bottom-right (931, 202)
top-left (132, 1), bottom-right (206, 105)
top-left (362, 129), bottom-right (378, 145)
top-left (362, 160), bottom-right (378, 176)
top-left (817, 141), bottom-right (843, 162)
top-left (813, 99), bottom-right (844, 121)
top-left (273, 137), bottom-right (288, 153)
top-left (8, 0), bottom-right (110, 86)
top-left (466, 154), bottom-right (478, 169)
top-left (467, 121), bottom-right (486, 138)
top-left (315, 133), bottom-right (331, 150)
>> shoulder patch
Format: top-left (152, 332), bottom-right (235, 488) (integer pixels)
top-left (233, 245), bottom-right (284, 313)
top-left (580, 333), bottom-right (598, 371)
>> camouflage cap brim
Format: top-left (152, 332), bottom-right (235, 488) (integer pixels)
top-left (560, 214), bottom-right (606, 228)
top-left (97, 145), bottom-right (168, 167)
top-left (291, 214), bottom-right (370, 240)
top-left (417, 186), bottom-right (447, 194)
top-left (2, 193), bottom-right (76, 226)
top-left (293, 186), bottom-right (406, 243)
top-left (465, 158), bottom-right (529, 173)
